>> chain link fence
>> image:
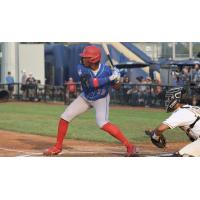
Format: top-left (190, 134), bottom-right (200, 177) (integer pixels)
top-left (1, 82), bottom-right (200, 107)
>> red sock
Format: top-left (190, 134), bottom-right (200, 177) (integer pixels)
top-left (55, 118), bottom-right (69, 149)
top-left (101, 122), bottom-right (131, 147)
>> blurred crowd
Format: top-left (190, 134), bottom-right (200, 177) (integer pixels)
top-left (119, 75), bottom-right (163, 107)
top-left (172, 64), bottom-right (200, 87)
top-left (117, 63), bottom-right (200, 107)
top-left (171, 64), bottom-right (200, 106)
top-left (4, 70), bottom-right (42, 101)
top-left (3, 64), bottom-right (200, 106)
top-left (3, 70), bottom-right (79, 103)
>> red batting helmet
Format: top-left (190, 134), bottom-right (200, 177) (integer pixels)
top-left (80, 46), bottom-right (101, 64)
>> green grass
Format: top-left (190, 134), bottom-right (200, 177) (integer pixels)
top-left (0, 102), bottom-right (188, 143)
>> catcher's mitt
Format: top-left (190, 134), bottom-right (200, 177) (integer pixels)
top-left (145, 130), bottom-right (166, 148)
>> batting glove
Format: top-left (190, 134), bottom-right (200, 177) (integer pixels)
top-left (109, 68), bottom-right (120, 81)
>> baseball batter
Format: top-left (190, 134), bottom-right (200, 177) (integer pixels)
top-left (146, 87), bottom-right (200, 156)
top-left (44, 45), bottom-right (136, 156)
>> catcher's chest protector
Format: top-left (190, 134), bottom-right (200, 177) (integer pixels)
top-left (182, 106), bottom-right (200, 135)
top-left (183, 106), bottom-right (200, 117)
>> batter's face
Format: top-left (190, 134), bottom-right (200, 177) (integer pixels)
top-left (82, 57), bottom-right (91, 67)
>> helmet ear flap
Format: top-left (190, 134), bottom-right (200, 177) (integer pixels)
top-left (80, 57), bottom-right (84, 65)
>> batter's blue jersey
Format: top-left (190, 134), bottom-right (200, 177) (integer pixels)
top-left (76, 63), bottom-right (112, 101)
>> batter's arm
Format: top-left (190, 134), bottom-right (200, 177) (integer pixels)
top-left (86, 66), bottom-right (120, 89)
top-left (89, 67), bottom-right (120, 89)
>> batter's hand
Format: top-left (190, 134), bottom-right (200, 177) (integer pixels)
top-left (109, 68), bottom-right (120, 81)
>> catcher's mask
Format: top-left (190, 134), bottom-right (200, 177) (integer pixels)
top-left (80, 46), bottom-right (101, 67)
top-left (165, 87), bottom-right (185, 112)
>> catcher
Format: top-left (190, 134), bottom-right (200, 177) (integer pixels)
top-left (145, 87), bottom-right (200, 157)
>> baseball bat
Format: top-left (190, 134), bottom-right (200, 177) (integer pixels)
top-left (102, 43), bottom-right (115, 69)
top-left (102, 43), bottom-right (121, 88)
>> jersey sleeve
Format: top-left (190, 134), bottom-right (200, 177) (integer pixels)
top-left (162, 109), bottom-right (194, 129)
top-left (107, 66), bottom-right (113, 76)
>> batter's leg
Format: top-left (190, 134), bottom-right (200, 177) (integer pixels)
top-left (179, 138), bottom-right (200, 156)
top-left (92, 95), bottom-right (136, 156)
top-left (43, 95), bottom-right (91, 155)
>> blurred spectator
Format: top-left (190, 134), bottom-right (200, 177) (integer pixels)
top-left (36, 80), bottom-right (43, 101)
top-left (192, 95), bottom-right (197, 106)
top-left (5, 71), bottom-right (14, 98)
top-left (181, 67), bottom-right (193, 97)
top-left (179, 66), bottom-right (190, 86)
top-left (172, 66), bottom-right (190, 87)
top-left (172, 68), bottom-right (181, 86)
top-left (187, 64), bottom-right (200, 100)
top-left (146, 76), bottom-right (152, 84)
top-left (127, 85), bottom-right (139, 106)
top-left (26, 72), bottom-right (37, 101)
top-left (136, 76), bottom-right (149, 106)
top-left (65, 77), bottom-right (77, 104)
top-left (125, 76), bottom-right (145, 106)
top-left (152, 79), bottom-right (164, 106)
top-left (123, 76), bottom-right (130, 83)
top-left (190, 64), bottom-right (200, 83)
top-left (122, 76), bottom-right (132, 103)
top-left (26, 72), bottom-right (36, 85)
top-left (136, 76), bottom-right (143, 83)
top-left (21, 69), bottom-right (27, 100)
top-left (144, 77), bottom-right (154, 106)
top-left (125, 76), bottom-right (144, 106)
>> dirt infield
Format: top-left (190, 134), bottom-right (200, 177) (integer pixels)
top-left (0, 129), bottom-right (188, 157)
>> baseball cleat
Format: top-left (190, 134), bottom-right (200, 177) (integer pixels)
top-left (125, 144), bottom-right (137, 157)
top-left (43, 145), bottom-right (62, 156)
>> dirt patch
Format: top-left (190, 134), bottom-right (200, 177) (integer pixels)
top-left (0, 129), bottom-right (187, 157)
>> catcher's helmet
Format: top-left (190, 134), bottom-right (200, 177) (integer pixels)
top-left (165, 87), bottom-right (185, 112)
top-left (80, 46), bottom-right (101, 66)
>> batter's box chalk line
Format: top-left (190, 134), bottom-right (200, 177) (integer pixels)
top-left (0, 147), bottom-right (175, 157)
top-left (0, 147), bottom-right (43, 157)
